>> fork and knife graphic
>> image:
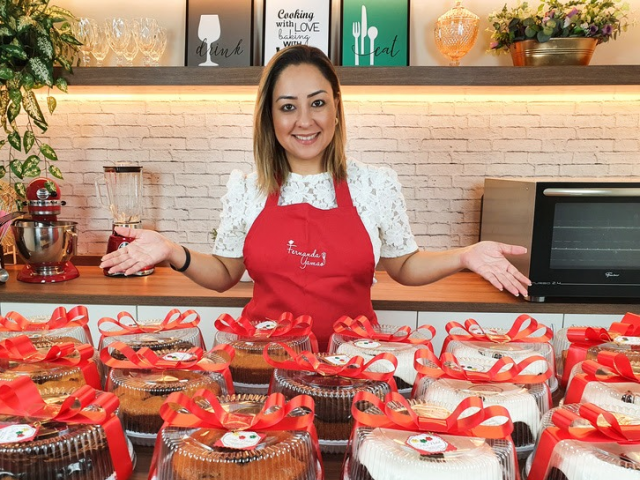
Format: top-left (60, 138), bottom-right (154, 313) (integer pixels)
top-left (352, 5), bottom-right (378, 66)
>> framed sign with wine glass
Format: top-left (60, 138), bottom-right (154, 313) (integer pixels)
top-left (186, 0), bottom-right (253, 66)
top-left (341, 0), bottom-right (410, 66)
top-left (262, 0), bottom-right (331, 65)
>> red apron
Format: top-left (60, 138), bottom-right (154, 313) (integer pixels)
top-left (242, 179), bottom-right (376, 350)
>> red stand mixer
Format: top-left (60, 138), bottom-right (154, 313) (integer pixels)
top-left (96, 165), bottom-right (154, 277)
top-left (11, 178), bottom-right (79, 283)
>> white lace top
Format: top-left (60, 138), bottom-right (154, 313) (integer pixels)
top-left (213, 159), bottom-right (418, 264)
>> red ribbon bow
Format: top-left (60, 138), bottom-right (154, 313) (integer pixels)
top-left (0, 377), bottom-right (132, 479)
top-left (566, 312), bottom-right (640, 345)
top-left (445, 315), bottom-right (553, 344)
top-left (0, 306), bottom-right (93, 345)
top-left (528, 403), bottom-right (640, 480)
top-left (351, 390), bottom-right (514, 440)
top-left (0, 335), bottom-right (101, 389)
top-left (332, 315), bottom-right (435, 347)
top-left (214, 312), bottom-right (313, 339)
top-left (414, 349), bottom-right (552, 385)
top-left (582, 351), bottom-right (640, 383)
top-left (263, 342), bottom-right (398, 386)
top-left (150, 390), bottom-right (323, 479)
top-left (101, 342), bottom-right (235, 393)
top-left (98, 308), bottom-right (201, 337)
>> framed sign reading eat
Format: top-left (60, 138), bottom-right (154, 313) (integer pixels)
top-left (186, 0), bottom-right (253, 66)
top-left (341, 0), bottom-right (410, 66)
top-left (263, 0), bottom-right (331, 65)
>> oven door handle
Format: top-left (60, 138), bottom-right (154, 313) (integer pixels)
top-left (543, 188), bottom-right (640, 197)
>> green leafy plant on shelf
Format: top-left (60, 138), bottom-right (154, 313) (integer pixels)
top-left (0, 0), bottom-right (80, 201)
top-left (488, 0), bottom-right (632, 54)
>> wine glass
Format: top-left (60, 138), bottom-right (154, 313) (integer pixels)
top-left (149, 27), bottom-right (167, 67)
top-left (73, 17), bottom-right (97, 66)
top-left (91, 25), bottom-right (111, 67)
top-left (122, 28), bottom-right (139, 66)
top-left (105, 18), bottom-right (131, 67)
top-left (197, 15), bottom-right (221, 66)
top-left (134, 17), bottom-right (159, 67)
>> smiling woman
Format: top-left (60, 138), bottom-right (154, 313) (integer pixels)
top-left (99, 45), bottom-right (531, 351)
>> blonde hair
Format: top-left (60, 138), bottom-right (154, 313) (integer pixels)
top-left (253, 45), bottom-right (347, 195)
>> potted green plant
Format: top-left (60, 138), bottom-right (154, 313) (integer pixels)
top-left (0, 0), bottom-right (80, 201)
top-left (488, 0), bottom-right (631, 66)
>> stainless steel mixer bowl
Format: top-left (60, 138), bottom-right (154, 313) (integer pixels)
top-left (12, 220), bottom-right (77, 275)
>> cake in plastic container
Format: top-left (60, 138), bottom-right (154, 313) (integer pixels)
top-left (214, 332), bottom-right (312, 394)
top-left (0, 384), bottom-right (135, 480)
top-left (564, 359), bottom-right (640, 413)
top-left (414, 356), bottom-right (550, 454)
top-left (330, 324), bottom-right (432, 395)
top-left (152, 393), bottom-right (321, 480)
top-left (446, 338), bottom-right (558, 392)
top-left (524, 403), bottom-right (640, 480)
top-left (271, 357), bottom-right (392, 453)
top-left (108, 351), bottom-right (230, 445)
top-left (0, 336), bottom-right (102, 392)
top-left (585, 337), bottom-right (640, 363)
top-left (346, 398), bottom-right (518, 480)
top-left (0, 307), bottom-right (93, 346)
top-left (101, 329), bottom-right (202, 360)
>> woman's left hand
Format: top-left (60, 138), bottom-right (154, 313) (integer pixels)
top-left (461, 241), bottom-right (531, 297)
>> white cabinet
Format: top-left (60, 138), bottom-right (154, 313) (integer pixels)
top-left (374, 310), bottom-right (418, 329)
top-left (562, 313), bottom-right (629, 329)
top-left (136, 306), bottom-right (243, 350)
top-left (418, 311), bottom-right (564, 356)
top-left (0, 302), bottom-right (136, 347)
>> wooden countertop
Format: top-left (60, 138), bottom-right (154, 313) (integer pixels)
top-left (1, 265), bottom-right (638, 314)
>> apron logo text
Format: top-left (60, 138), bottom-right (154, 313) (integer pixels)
top-left (287, 240), bottom-right (326, 269)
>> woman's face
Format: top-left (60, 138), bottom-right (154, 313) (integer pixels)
top-left (271, 63), bottom-right (338, 175)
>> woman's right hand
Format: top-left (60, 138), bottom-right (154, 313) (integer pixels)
top-left (99, 227), bottom-right (175, 276)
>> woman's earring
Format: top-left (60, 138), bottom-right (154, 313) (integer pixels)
top-left (335, 117), bottom-right (339, 125)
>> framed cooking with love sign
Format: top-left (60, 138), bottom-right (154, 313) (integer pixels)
top-left (186, 0), bottom-right (253, 66)
top-left (341, 0), bottom-right (410, 66)
top-left (263, 0), bottom-right (331, 65)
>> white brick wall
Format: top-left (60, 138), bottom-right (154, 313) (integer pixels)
top-left (33, 93), bottom-right (640, 256)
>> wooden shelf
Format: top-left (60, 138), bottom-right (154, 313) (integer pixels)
top-left (56, 65), bottom-right (640, 87)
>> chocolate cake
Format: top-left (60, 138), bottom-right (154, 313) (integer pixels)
top-left (110, 368), bottom-right (225, 444)
top-left (272, 366), bottom-right (391, 449)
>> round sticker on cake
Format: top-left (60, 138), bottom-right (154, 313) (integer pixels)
top-left (215, 431), bottom-right (265, 450)
top-left (162, 352), bottom-right (196, 362)
top-left (614, 336), bottom-right (640, 346)
top-left (324, 354), bottom-right (351, 366)
top-left (405, 433), bottom-right (456, 455)
top-left (0, 424), bottom-right (39, 444)
top-left (354, 340), bottom-right (381, 349)
top-left (255, 321), bottom-right (277, 330)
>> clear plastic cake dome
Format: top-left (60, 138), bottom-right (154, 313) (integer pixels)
top-left (108, 351), bottom-right (230, 445)
top-left (446, 338), bottom-right (557, 392)
top-left (101, 327), bottom-right (203, 358)
top-left (0, 314), bottom-right (92, 346)
top-left (271, 354), bottom-right (393, 453)
top-left (524, 403), bottom-right (640, 480)
top-left (0, 390), bottom-right (135, 480)
top-left (413, 356), bottom-right (550, 455)
top-left (586, 337), bottom-right (640, 363)
top-left (346, 399), bottom-right (517, 480)
top-left (329, 324), bottom-right (432, 396)
top-left (153, 393), bottom-right (321, 480)
top-left (0, 360), bottom-right (87, 395)
top-left (214, 330), bottom-right (312, 394)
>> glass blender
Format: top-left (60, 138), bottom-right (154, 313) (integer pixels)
top-left (96, 165), bottom-right (154, 277)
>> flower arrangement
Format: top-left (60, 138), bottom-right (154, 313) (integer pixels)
top-left (488, 0), bottom-right (631, 54)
